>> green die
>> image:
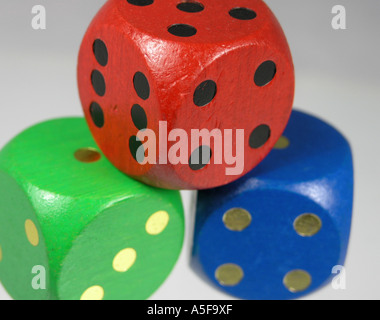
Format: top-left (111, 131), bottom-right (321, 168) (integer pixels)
top-left (0, 118), bottom-right (184, 300)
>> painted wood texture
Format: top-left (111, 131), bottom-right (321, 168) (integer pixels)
top-left (77, 0), bottom-right (295, 189)
top-left (0, 118), bottom-right (184, 300)
top-left (193, 110), bottom-right (354, 299)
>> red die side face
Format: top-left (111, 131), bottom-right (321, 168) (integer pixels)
top-left (78, 0), bottom-right (295, 190)
top-left (78, 2), bottom-right (159, 177)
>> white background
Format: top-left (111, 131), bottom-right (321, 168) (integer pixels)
top-left (0, 0), bottom-right (379, 300)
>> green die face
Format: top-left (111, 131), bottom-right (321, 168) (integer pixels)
top-left (0, 118), bottom-right (184, 300)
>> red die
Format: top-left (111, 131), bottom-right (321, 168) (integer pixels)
top-left (77, 0), bottom-right (295, 190)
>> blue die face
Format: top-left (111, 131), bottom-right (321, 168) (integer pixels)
top-left (193, 110), bottom-right (354, 300)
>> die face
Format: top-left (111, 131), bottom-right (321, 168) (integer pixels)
top-left (195, 190), bottom-right (341, 300)
top-left (58, 197), bottom-right (184, 300)
top-left (78, 4), bottom-right (159, 178)
top-left (116, 0), bottom-right (285, 44)
top-left (193, 110), bottom-right (353, 299)
top-left (0, 172), bottom-right (51, 300)
top-left (78, 0), bottom-right (294, 189)
top-left (0, 118), bottom-right (184, 300)
top-left (170, 44), bottom-right (294, 188)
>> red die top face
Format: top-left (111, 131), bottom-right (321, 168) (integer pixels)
top-left (116, 0), bottom-right (281, 44)
top-left (78, 0), bottom-right (295, 190)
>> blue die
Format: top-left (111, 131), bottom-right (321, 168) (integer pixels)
top-left (192, 110), bottom-right (354, 300)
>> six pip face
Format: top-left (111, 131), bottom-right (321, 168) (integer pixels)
top-left (77, 0), bottom-right (295, 189)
